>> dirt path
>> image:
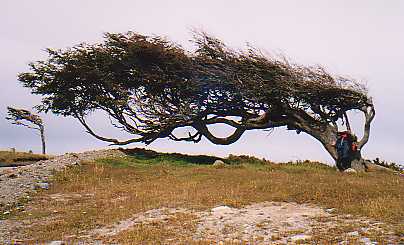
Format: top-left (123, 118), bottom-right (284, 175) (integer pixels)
top-left (0, 149), bottom-right (125, 243)
top-left (0, 149), bottom-right (124, 211)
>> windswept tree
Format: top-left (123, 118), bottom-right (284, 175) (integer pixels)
top-left (18, 31), bottom-right (375, 165)
top-left (6, 107), bottom-right (46, 154)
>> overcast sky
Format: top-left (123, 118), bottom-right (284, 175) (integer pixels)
top-left (1, 0), bottom-right (403, 165)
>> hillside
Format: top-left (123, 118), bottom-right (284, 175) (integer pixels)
top-left (0, 148), bottom-right (403, 244)
top-left (0, 150), bottom-right (48, 167)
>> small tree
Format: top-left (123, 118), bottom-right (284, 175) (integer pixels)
top-left (6, 107), bottom-right (46, 154)
top-left (18, 31), bottom-right (375, 165)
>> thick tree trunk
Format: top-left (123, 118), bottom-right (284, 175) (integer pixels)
top-left (40, 126), bottom-right (46, 155)
top-left (303, 123), bottom-right (370, 172)
top-left (290, 104), bottom-right (375, 172)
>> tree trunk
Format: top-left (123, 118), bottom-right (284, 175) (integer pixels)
top-left (291, 104), bottom-right (375, 172)
top-left (40, 125), bottom-right (46, 155)
top-left (305, 125), bottom-right (369, 172)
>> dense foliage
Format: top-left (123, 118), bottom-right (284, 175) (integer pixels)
top-left (19, 31), bottom-right (375, 159)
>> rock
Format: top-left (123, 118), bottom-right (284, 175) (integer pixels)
top-left (213, 160), bottom-right (226, 168)
top-left (68, 153), bottom-right (79, 158)
top-left (366, 163), bottom-right (396, 173)
top-left (212, 206), bottom-right (232, 212)
top-left (351, 159), bottom-right (367, 172)
top-left (290, 234), bottom-right (311, 242)
top-left (47, 241), bottom-right (64, 245)
top-left (35, 182), bottom-right (49, 190)
top-left (7, 173), bottom-right (17, 178)
top-left (325, 208), bottom-right (336, 213)
top-left (344, 168), bottom-right (357, 173)
top-left (359, 237), bottom-right (374, 245)
top-left (347, 231), bottom-right (359, 236)
top-left (71, 161), bottom-right (80, 166)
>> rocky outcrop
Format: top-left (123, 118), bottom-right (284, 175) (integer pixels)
top-left (350, 158), bottom-right (397, 173)
top-left (350, 158), bottom-right (368, 172)
top-left (0, 149), bottom-right (125, 212)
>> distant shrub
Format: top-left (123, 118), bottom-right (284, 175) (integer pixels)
top-left (120, 147), bottom-right (221, 165)
top-left (372, 158), bottom-right (403, 172)
top-left (226, 154), bottom-right (273, 165)
top-left (282, 160), bottom-right (334, 171)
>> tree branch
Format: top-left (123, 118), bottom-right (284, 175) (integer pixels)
top-left (169, 131), bottom-right (202, 143)
top-left (11, 121), bottom-right (41, 131)
top-left (193, 121), bottom-right (246, 145)
top-left (205, 111), bottom-right (287, 129)
top-left (75, 114), bottom-right (144, 145)
top-left (343, 112), bottom-right (351, 131)
top-left (358, 104), bottom-right (376, 149)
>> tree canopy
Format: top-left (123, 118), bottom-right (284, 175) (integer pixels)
top-left (19, 31), bottom-right (375, 160)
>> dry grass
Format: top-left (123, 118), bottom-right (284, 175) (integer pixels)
top-left (13, 151), bottom-right (404, 243)
top-left (109, 212), bottom-right (198, 244)
top-left (0, 150), bottom-right (48, 164)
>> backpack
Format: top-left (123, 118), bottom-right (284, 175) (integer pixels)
top-left (336, 133), bottom-right (352, 159)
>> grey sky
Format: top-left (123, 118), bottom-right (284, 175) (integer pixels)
top-left (1, 0), bottom-right (403, 165)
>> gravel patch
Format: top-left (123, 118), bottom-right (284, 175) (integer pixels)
top-left (0, 149), bottom-right (124, 211)
top-left (193, 202), bottom-right (323, 243)
top-left (0, 149), bottom-right (125, 243)
top-left (81, 202), bottom-right (400, 244)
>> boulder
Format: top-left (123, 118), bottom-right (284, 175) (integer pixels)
top-left (344, 168), bottom-right (357, 173)
top-left (351, 158), bottom-right (397, 173)
top-left (350, 159), bottom-right (368, 172)
top-left (212, 160), bottom-right (226, 168)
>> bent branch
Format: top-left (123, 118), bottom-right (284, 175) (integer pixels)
top-left (358, 104), bottom-right (376, 149)
top-left (76, 114), bottom-right (144, 145)
top-left (193, 122), bottom-right (246, 145)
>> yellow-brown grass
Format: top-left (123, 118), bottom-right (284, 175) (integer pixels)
top-left (0, 150), bottom-right (48, 163)
top-left (14, 154), bottom-right (404, 243)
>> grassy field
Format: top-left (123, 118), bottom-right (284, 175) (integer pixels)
top-left (11, 149), bottom-right (404, 243)
top-left (0, 150), bottom-right (48, 164)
